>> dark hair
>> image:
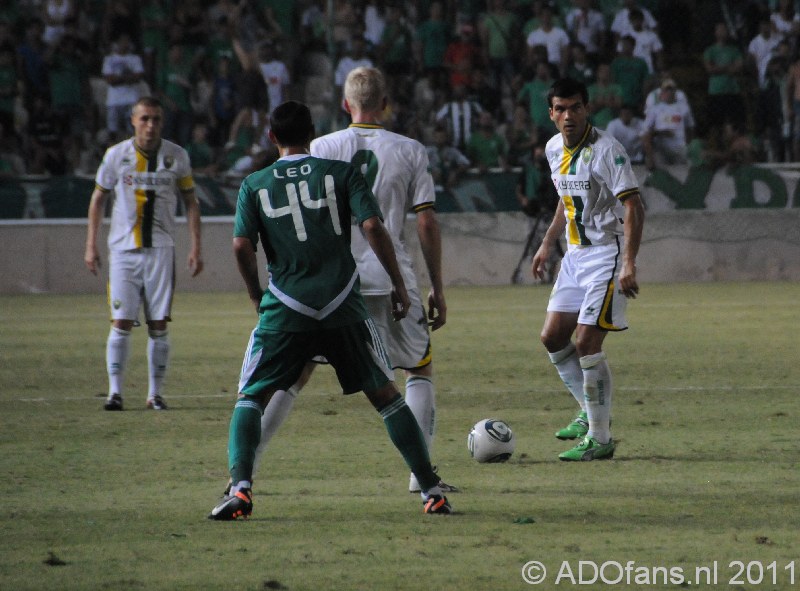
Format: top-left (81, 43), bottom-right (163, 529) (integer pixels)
top-left (547, 78), bottom-right (589, 107)
top-left (269, 101), bottom-right (314, 146)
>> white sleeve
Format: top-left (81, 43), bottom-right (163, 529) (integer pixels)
top-left (95, 147), bottom-right (117, 190)
top-left (596, 142), bottom-right (638, 198)
top-left (410, 143), bottom-right (436, 209)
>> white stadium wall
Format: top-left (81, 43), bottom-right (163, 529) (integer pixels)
top-left (1, 209), bottom-right (799, 295)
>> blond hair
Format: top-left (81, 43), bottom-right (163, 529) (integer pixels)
top-left (343, 66), bottom-right (386, 113)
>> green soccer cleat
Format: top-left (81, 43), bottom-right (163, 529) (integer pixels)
top-left (555, 411), bottom-right (589, 440)
top-left (558, 436), bottom-right (615, 461)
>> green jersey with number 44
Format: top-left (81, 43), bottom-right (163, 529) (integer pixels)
top-left (234, 154), bottom-right (384, 332)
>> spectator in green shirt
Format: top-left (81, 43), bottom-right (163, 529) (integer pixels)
top-left (610, 35), bottom-right (649, 112)
top-left (702, 22), bottom-right (744, 137)
top-left (466, 111), bottom-right (509, 172)
top-left (159, 43), bottom-right (194, 146)
top-left (518, 60), bottom-right (555, 137)
top-left (588, 62), bottom-right (623, 129)
top-left (415, 1), bottom-right (451, 91)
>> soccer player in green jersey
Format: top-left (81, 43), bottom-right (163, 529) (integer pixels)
top-left (209, 101), bottom-right (452, 520)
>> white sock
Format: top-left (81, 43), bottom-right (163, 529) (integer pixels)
top-left (106, 327), bottom-right (131, 397)
top-left (580, 352), bottom-right (612, 443)
top-left (230, 480), bottom-right (252, 494)
top-left (147, 329), bottom-right (169, 398)
top-left (549, 343), bottom-right (586, 411)
top-left (252, 386), bottom-right (299, 477)
top-left (420, 484), bottom-right (443, 501)
top-left (405, 375), bottom-right (435, 451)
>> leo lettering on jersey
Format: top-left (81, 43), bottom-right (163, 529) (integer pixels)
top-left (272, 163), bottom-right (313, 179)
top-left (258, 174), bottom-right (341, 242)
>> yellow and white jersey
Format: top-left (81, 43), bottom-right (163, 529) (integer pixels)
top-left (96, 138), bottom-right (194, 251)
top-left (545, 124), bottom-right (638, 248)
top-left (311, 124), bottom-right (435, 295)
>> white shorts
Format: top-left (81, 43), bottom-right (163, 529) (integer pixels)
top-left (365, 288), bottom-right (431, 370)
top-left (108, 247), bottom-right (175, 323)
top-left (547, 240), bottom-right (628, 331)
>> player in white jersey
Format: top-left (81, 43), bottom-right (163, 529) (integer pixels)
top-left (85, 96), bottom-right (203, 412)
top-left (532, 78), bottom-right (644, 461)
top-left (237, 66), bottom-right (455, 494)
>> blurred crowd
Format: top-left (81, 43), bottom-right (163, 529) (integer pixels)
top-left (0, 0), bottom-right (796, 183)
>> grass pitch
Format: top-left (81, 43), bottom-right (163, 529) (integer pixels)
top-left (1, 283), bottom-right (798, 590)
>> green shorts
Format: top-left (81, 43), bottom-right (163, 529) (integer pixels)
top-left (238, 317), bottom-right (395, 397)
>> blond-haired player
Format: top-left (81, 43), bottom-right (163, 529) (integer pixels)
top-left (239, 67), bottom-right (456, 494)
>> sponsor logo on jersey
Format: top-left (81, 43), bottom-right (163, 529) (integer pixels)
top-left (123, 174), bottom-right (172, 187)
top-left (556, 179), bottom-right (592, 191)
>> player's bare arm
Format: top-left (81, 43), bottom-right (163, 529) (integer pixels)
top-left (85, 187), bottom-right (109, 275)
top-left (416, 208), bottom-right (447, 330)
top-left (618, 192), bottom-right (645, 298)
top-left (182, 189), bottom-right (204, 277)
top-left (361, 215), bottom-right (410, 321)
top-left (233, 236), bottom-right (264, 312)
top-left (532, 199), bottom-right (567, 280)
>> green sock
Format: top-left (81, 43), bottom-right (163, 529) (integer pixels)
top-left (227, 399), bottom-right (263, 485)
top-left (379, 394), bottom-right (437, 491)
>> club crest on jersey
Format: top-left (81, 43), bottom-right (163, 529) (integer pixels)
top-left (581, 146), bottom-right (593, 164)
top-left (113, 299), bottom-right (122, 310)
top-left (163, 156), bottom-right (174, 169)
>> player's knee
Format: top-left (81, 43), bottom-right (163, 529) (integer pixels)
top-left (365, 383), bottom-right (401, 411)
top-left (148, 328), bottom-right (169, 340)
top-left (406, 364), bottom-right (433, 379)
top-left (113, 319), bottom-right (135, 331)
top-left (541, 330), bottom-right (569, 353)
top-left (574, 332), bottom-right (604, 357)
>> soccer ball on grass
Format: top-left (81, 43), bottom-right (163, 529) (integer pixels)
top-left (467, 418), bottom-right (515, 463)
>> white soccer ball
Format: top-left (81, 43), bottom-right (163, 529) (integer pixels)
top-left (468, 418), bottom-right (515, 463)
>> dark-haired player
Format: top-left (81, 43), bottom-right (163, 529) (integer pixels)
top-left (209, 101), bottom-right (451, 519)
top-left (532, 78), bottom-right (644, 461)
